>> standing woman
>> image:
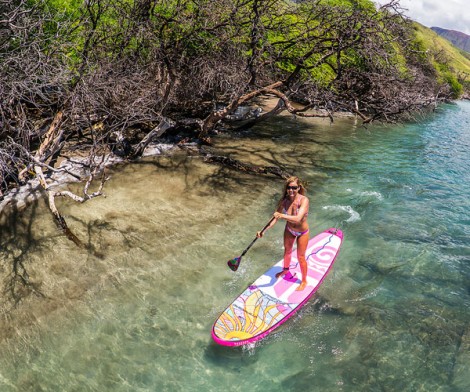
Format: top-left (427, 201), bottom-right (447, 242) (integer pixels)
top-left (257, 176), bottom-right (309, 291)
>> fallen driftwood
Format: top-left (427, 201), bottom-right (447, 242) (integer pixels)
top-left (16, 111), bottom-right (110, 245)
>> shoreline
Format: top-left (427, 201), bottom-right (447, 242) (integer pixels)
top-left (2, 95), bottom-right (467, 222)
top-left (0, 96), bottom-right (333, 221)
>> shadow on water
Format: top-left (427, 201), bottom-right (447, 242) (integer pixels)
top-left (204, 341), bottom-right (260, 370)
top-left (128, 154), bottom-right (270, 197)
top-left (0, 185), bottom-right (108, 311)
top-left (0, 190), bottom-right (50, 307)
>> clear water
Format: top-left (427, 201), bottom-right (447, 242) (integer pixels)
top-left (0, 101), bottom-right (469, 391)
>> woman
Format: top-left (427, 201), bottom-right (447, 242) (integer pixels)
top-left (257, 176), bottom-right (309, 291)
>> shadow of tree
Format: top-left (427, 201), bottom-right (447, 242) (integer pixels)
top-left (0, 184), bottom-right (105, 309)
top-left (0, 190), bottom-right (49, 308)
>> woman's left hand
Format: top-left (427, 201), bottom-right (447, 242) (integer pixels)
top-left (274, 212), bottom-right (282, 219)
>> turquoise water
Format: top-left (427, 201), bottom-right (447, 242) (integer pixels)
top-left (0, 102), bottom-right (468, 391)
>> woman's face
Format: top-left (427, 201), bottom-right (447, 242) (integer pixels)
top-left (286, 181), bottom-right (299, 195)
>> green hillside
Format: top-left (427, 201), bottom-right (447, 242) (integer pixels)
top-left (413, 23), bottom-right (470, 97)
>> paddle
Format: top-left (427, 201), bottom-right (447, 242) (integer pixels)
top-left (227, 217), bottom-right (275, 271)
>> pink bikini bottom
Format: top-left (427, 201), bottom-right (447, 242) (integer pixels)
top-left (286, 226), bottom-right (309, 237)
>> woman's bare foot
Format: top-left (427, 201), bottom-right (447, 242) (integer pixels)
top-left (296, 281), bottom-right (307, 291)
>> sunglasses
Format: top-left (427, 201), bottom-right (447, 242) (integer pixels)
top-left (287, 186), bottom-right (299, 190)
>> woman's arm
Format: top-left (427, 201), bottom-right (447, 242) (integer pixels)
top-left (257, 205), bottom-right (283, 237)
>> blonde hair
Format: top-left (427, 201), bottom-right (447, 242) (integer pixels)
top-left (277, 176), bottom-right (306, 209)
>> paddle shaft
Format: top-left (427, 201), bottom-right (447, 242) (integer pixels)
top-left (240, 216), bottom-right (276, 257)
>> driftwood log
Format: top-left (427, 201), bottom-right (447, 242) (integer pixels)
top-left (25, 111), bottom-right (109, 245)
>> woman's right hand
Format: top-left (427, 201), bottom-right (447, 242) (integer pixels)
top-left (256, 231), bottom-right (263, 238)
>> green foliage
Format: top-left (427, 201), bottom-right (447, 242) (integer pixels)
top-left (267, 0), bottom-right (377, 85)
top-left (44, 0), bottom-right (82, 13)
top-left (5, 0), bottom-right (469, 130)
top-left (444, 72), bottom-right (463, 98)
top-left (19, 0), bottom-right (408, 90)
top-left (320, 0), bottom-right (375, 10)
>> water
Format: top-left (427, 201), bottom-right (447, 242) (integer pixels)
top-left (0, 101), bottom-right (469, 391)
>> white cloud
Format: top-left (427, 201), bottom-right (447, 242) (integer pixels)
top-left (375, 0), bottom-right (470, 35)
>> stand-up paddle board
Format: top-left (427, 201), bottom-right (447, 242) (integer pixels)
top-left (212, 228), bottom-right (343, 346)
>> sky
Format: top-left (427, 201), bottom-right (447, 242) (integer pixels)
top-left (374, 0), bottom-right (470, 35)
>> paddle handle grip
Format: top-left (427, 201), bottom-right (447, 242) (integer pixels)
top-left (240, 216), bottom-right (276, 257)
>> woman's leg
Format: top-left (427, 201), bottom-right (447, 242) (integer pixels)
top-left (295, 232), bottom-right (309, 291)
top-left (276, 228), bottom-right (296, 278)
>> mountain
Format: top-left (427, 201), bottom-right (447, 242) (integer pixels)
top-left (414, 23), bottom-right (470, 98)
top-left (431, 27), bottom-right (470, 53)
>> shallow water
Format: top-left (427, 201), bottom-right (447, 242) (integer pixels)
top-left (0, 102), bottom-right (469, 391)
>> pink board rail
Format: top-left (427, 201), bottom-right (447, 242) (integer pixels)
top-left (212, 228), bottom-right (343, 347)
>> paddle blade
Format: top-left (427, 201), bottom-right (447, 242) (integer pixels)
top-left (227, 257), bottom-right (241, 271)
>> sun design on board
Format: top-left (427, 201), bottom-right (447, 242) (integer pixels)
top-left (213, 289), bottom-right (293, 341)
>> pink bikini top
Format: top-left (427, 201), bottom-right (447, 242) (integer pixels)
top-left (283, 195), bottom-right (308, 217)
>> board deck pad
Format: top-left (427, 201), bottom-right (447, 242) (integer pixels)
top-left (212, 228), bottom-right (343, 346)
